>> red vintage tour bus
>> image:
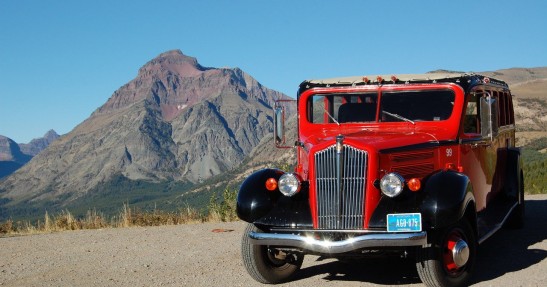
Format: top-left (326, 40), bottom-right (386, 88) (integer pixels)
top-left (237, 73), bottom-right (524, 287)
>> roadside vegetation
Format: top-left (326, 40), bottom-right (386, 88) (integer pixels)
top-left (0, 188), bottom-right (238, 236)
top-left (522, 137), bottom-right (547, 194)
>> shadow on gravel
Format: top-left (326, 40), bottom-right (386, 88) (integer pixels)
top-left (470, 198), bottom-right (547, 284)
top-left (291, 199), bottom-right (547, 285)
top-left (294, 256), bottom-right (421, 285)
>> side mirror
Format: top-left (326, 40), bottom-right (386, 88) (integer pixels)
top-left (274, 104), bottom-right (285, 146)
top-left (480, 93), bottom-right (499, 141)
top-left (273, 100), bottom-right (296, 148)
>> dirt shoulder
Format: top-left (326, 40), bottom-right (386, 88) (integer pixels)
top-left (1, 194), bottom-right (546, 287)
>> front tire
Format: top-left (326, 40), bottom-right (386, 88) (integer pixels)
top-left (416, 219), bottom-right (476, 287)
top-left (241, 224), bottom-right (304, 284)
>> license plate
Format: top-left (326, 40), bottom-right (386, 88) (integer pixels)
top-left (387, 213), bottom-right (422, 232)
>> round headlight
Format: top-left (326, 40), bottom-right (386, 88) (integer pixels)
top-left (278, 173), bottom-right (301, 197)
top-left (380, 173), bottom-right (405, 198)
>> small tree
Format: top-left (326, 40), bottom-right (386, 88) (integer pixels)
top-left (208, 187), bottom-right (238, 222)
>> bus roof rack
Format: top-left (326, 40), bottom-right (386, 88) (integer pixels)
top-left (299, 73), bottom-right (509, 93)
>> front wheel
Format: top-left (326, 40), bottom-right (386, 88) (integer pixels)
top-left (416, 219), bottom-right (476, 287)
top-left (241, 224), bottom-right (304, 284)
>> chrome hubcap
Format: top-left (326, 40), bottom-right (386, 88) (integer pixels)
top-left (451, 239), bottom-right (469, 267)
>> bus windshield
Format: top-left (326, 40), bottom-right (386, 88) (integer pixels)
top-left (307, 90), bottom-right (454, 124)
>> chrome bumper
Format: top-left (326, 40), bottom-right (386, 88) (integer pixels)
top-left (249, 231), bottom-right (427, 254)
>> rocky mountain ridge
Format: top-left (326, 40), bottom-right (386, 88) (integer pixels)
top-left (0, 136), bottom-right (29, 164)
top-left (0, 130), bottom-right (59, 179)
top-left (18, 130), bottom-right (61, 156)
top-left (0, 50), bottom-right (288, 219)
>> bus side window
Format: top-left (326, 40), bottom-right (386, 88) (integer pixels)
top-left (508, 92), bottom-right (515, 125)
top-left (463, 93), bottom-right (480, 134)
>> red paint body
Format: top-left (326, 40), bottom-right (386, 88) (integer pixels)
top-left (237, 74), bottom-right (522, 286)
top-left (292, 81), bottom-right (513, 229)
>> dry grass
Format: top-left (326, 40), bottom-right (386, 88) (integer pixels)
top-left (1, 188), bottom-right (240, 237)
top-left (115, 203), bottom-right (204, 228)
top-left (0, 204), bottom-right (207, 237)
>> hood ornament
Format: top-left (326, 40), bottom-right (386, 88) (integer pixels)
top-left (336, 135), bottom-right (344, 154)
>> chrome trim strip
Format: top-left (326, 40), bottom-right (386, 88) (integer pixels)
top-left (249, 231), bottom-right (427, 254)
top-left (336, 135), bottom-right (344, 229)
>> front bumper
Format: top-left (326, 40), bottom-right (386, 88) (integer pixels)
top-left (249, 231), bottom-right (427, 254)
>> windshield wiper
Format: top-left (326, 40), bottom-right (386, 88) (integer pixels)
top-left (324, 108), bottom-right (340, 126)
top-left (382, 111), bottom-right (415, 125)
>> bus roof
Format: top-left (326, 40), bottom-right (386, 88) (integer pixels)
top-left (299, 73), bottom-right (509, 93)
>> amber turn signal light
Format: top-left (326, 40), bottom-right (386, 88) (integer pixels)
top-left (407, 178), bottom-right (421, 192)
top-left (265, 178), bottom-right (278, 191)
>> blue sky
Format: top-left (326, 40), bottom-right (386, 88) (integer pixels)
top-left (1, 0), bottom-right (546, 143)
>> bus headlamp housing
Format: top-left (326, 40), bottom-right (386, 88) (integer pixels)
top-left (380, 172), bottom-right (405, 198)
top-left (278, 173), bottom-right (301, 197)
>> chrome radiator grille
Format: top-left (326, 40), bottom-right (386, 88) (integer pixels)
top-left (314, 144), bottom-right (367, 229)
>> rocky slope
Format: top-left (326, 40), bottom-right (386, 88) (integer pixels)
top-left (0, 50), bottom-right (288, 218)
top-left (0, 136), bottom-right (29, 163)
top-left (0, 130), bottom-right (59, 179)
top-left (0, 136), bottom-right (31, 179)
top-left (482, 67), bottom-right (547, 134)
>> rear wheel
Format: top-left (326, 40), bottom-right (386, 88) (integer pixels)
top-left (241, 224), bottom-right (304, 284)
top-left (416, 219), bottom-right (476, 287)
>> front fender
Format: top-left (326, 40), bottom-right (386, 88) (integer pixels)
top-left (236, 169), bottom-right (284, 223)
top-left (369, 170), bottom-right (475, 230)
top-left (421, 170), bottom-right (475, 229)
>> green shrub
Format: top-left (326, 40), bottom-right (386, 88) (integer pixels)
top-left (208, 188), bottom-right (238, 222)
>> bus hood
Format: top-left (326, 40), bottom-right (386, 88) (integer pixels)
top-left (302, 129), bottom-right (444, 153)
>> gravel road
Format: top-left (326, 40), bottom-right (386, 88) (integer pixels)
top-left (1, 194), bottom-right (546, 287)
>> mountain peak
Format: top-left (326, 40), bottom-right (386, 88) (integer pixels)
top-left (138, 50), bottom-right (207, 77)
top-left (18, 130), bottom-right (61, 157)
top-left (157, 49), bottom-right (185, 58)
top-left (156, 49), bottom-right (198, 65)
top-left (44, 129), bottom-right (59, 140)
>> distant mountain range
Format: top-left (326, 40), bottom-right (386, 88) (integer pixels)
top-left (0, 50), bottom-right (290, 220)
top-left (19, 130), bottom-right (61, 157)
top-left (0, 50), bottom-right (545, 221)
top-left (0, 130), bottom-right (59, 179)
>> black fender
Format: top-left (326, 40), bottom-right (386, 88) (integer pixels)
top-left (236, 169), bottom-right (284, 223)
top-left (503, 147), bottom-right (525, 229)
top-left (504, 147), bottom-right (523, 201)
top-left (420, 170), bottom-right (475, 229)
top-left (236, 168), bottom-right (313, 229)
top-left (368, 190), bottom-right (423, 229)
top-left (369, 170), bottom-right (475, 230)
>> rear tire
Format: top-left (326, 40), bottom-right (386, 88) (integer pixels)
top-left (416, 219), bottom-right (476, 287)
top-left (241, 224), bottom-right (303, 284)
